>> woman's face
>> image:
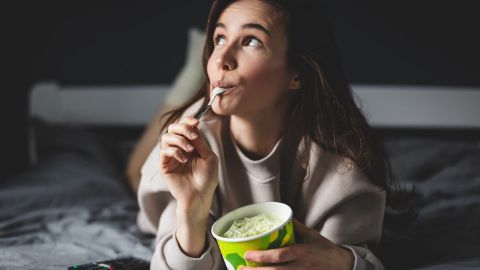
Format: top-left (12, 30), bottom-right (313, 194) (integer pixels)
top-left (207, 0), bottom-right (298, 117)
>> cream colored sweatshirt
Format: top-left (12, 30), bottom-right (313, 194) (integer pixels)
top-left (137, 101), bottom-right (386, 270)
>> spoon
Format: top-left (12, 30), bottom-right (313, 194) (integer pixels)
top-left (194, 87), bottom-right (226, 119)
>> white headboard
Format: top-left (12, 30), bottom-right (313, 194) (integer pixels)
top-left (30, 81), bottom-right (480, 128)
top-left (30, 82), bottom-right (170, 126)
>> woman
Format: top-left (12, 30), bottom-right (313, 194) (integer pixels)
top-left (138, 0), bottom-right (388, 269)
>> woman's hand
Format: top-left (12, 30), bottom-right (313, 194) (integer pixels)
top-left (240, 219), bottom-right (354, 270)
top-left (159, 116), bottom-right (219, 256)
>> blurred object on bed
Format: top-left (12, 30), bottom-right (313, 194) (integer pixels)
top-left (125, 27), bottom-right (207, 195)
top-left (163, 27), bottom-right (206, 107)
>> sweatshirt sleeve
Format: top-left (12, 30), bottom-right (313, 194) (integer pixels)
top-left (341, 245), bottom-right (384, 270)
top-left (320, 191), bottom-right (386, 270)
top-left (137, 145), bottom-right (224, 270)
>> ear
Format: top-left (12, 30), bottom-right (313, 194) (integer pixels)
top-left (288, 73), bottom-right (301, 91)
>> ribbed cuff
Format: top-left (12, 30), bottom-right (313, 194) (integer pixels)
top-left (340, 245), bottom-right (375, 270)
top-left (162, 230), bottom-right (214, 270)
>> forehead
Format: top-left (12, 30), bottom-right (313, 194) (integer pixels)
top-left (217, 0), bottom-right (283, 31)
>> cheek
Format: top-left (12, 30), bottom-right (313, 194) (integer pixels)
top-left (244, 59), bottom-right (289, 89)
top-left (244, 62), bottom-right (275, 84)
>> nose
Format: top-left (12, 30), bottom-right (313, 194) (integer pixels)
top-left (215, 46), bottom-right (237, 71)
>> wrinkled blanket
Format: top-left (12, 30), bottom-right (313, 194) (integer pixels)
top-left (0, 152), bottom-right (155, 269)
top-left (378, 133), bottom-right (480, 270)
top-left (0, 124), bottom-right (155, 269)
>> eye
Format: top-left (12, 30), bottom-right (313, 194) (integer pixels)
top-left (214, 35), bottom-right (226, 46)
top-left (244, 36), bottom-right (262, 48)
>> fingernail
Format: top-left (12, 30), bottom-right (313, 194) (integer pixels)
top-left (186, 144), bottom-right (194, 151)
top-left (244, 252), bottom-right (251, 260)
top-left (190, 131), bottom-right (198, 139)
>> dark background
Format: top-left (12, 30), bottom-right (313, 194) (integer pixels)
top-left (2, 0), bottom-right (480, 178)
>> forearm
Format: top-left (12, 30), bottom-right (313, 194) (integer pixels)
top-left (175, 209), bottom-right (210, 257)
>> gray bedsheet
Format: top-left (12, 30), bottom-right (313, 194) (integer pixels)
top-left (379, 134), bottom-right (480, 270)
top-left (0, 126), bottom-right (155, 269)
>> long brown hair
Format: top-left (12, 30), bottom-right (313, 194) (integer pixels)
top-left (162, 0), bottom-right (390, 190)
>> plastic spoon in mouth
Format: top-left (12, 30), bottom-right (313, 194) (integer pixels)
top-left (194, 87), bottom-right (226, 119)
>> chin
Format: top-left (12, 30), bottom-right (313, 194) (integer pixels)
top-left (211, 103), bottom-right (236, 116)
top-left (211, 106), bottom-right (232, 116)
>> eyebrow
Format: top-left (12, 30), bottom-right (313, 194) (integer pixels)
top-left (216, 22), bottom-right (271, 36)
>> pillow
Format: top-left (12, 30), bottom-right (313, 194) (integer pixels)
top-left (164, 27), bottom-right (206, 106)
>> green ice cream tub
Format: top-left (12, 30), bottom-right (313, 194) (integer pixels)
top-left (211, 202), bottom-right (295, 270)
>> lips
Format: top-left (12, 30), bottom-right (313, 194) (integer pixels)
top-left (212, 80), bottom-right (235, 89)
top-left (211, 80), bottom-right (236, 94)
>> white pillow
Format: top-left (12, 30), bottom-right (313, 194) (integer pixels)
top-left (164, 28), bottom-right (206, 106)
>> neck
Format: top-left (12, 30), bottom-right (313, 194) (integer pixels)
top-left (230, 103), bottom-right (289, 160)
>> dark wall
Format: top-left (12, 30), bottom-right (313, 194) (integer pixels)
top-left (30, 1), bottom-right (210, 85)
top-left (328, 1), bottom-right (480, 86)
top-left (2, 1), bottom-right (44, 178)
top-left (24, 0), bottom-right (480, 87)
top-left (2, 0), bottom-right (479, 178)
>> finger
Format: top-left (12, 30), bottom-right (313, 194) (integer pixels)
top-left (161, 133), bottom-right (194, 153)
top-left (240, 262), bottom-right (297, 270)
top-left (165, 119), bottom-right (211, 159)
top-left (244, 246), bottom-right (299, 264)
top-left (178, 116), bottom-right (200, 127)
top-left (189, 126), bottom-right (213, 159)
top-left (160, 146), bottom-right (188, 165)
top-left (166, 122), bottom-right (199, 140)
